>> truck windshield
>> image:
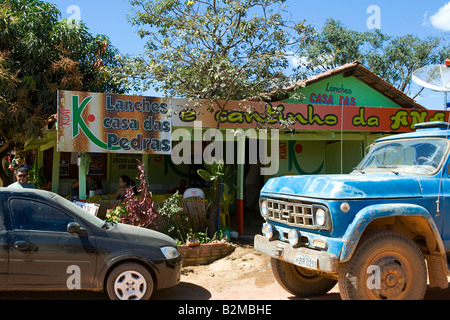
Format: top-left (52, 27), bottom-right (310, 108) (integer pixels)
top-left (356, 138), bottom-right (449, 175)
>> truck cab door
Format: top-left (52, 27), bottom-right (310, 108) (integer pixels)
top-left (440, 163), bottom-right (450, 253)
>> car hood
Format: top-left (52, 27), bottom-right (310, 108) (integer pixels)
top-left (107, 223), bottom-right (177, 247)
top-left (261, 174), bottom-right (423, 200)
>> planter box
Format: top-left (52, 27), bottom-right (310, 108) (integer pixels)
top-left (178, 242), bottom-right (235, 266)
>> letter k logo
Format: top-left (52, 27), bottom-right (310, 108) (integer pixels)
top-left (72, 95), bottom-right (121, 151)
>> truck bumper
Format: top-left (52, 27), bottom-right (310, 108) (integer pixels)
top-left (254, 234), bottom-right (339, 274)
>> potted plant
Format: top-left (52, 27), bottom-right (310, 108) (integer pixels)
top-left (197, 159), bottom-right (236, 236)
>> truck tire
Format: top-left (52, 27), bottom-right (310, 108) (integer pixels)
top-left (338, 230), bottom-right (427, 300)
top-left (271, 258), bottom-right (337, 298)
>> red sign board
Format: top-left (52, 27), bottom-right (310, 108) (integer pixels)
top-left (173, 101), bottom-right (449, 133)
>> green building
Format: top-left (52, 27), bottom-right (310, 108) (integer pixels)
top-left (20, 61), bottom-right (446, 235)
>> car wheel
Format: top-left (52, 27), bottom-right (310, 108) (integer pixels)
top-left (338, 230), bottom-right (427, 300)
top-left (270, 258), bottom-right (337, 298)
top-left (106, 262), bottom-right (154, 300)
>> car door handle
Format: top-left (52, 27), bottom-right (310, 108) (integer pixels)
top-left (14, 241), bottom-right (30, 251)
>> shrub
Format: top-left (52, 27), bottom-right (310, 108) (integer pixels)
top-left (106, 160), bottom-right (158, 229)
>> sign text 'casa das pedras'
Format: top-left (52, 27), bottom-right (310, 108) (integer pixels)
top-left (57, 91), bottom-right (172, 154)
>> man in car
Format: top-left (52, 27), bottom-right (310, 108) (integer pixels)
top-left (7, 166), bottom-right (35, 189)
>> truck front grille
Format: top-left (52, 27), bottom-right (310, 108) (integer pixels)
top-left (266, 198), bottom-right (316, 229)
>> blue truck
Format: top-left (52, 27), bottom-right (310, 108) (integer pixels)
top-left (254, 122), bottom-right (450, 300)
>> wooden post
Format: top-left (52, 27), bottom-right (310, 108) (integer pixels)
top-left (51, 147), bottom-right (60, 194)
top-left (78, 153), bottom-right (88, 200)
top-left (236, 134), bottom-right (246, 235)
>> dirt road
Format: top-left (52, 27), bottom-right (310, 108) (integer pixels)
top-left (154, 241), bottom-right (313, 300)
top-left (153, 241), bottom-right (450, 301)
top-left (1, 240), bottom-right (450, 300)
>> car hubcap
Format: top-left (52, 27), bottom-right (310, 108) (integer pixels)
top-left (114, 271), bottom-right (147, 300)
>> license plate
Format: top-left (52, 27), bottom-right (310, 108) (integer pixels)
top-left (295, 254), bottom-right (318, 269)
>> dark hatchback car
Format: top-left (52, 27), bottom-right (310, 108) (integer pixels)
top-left (0, 187), bottom-right (182, 300)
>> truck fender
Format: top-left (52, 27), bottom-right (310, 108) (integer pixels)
top-left (339, 203), bottom-right (445, 263)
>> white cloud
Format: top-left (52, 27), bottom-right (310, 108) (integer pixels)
top-left (430, 2), bottom-right (450, 31)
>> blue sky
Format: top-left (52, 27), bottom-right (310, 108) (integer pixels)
top-left (48, 0), bottom-right (450, 110)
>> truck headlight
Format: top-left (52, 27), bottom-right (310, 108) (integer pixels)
top-left (315, 208), bottom-right (326, 226)
top-left (260, 199), bottom-right (268, 218)
top-left (314, 207), bottom-right (329, 227)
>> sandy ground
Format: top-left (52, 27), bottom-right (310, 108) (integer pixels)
top-left (1, 237), bottom-right (450, 300)
top-left (153, 239), bottom-right (450, 301)
top-left (153, 240), bottom-right (339, 300)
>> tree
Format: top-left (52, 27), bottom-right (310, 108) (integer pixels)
top-left (295, 19), bottom-right (367, 75)
top-left (125, 0), bottom-right (306, 234)
top-left (366, 33), bottom-right (443, 96)
top-left (125, 0), bottom-right (309, 119)
top-left (0, 0), bottom-right (127, 185)
top-left (295, 18), bottom-right (447, 98)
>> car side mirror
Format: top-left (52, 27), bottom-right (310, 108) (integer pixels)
top-left (67, 222), bottom-right (87, 236)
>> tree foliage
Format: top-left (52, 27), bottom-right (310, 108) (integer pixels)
top-left (0, 0), bottom-right (127, 156)
top-left (295, 18), bottom-right (449, 97)
top-left (124, 0), bottom-right (307, 127)
top-left (366, 33), bottom-right (444, 95)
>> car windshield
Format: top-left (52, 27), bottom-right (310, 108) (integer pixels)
top-left (51, 193), bottom-right (106, 228)
top-left (355, 138), bottom-right (449, 175)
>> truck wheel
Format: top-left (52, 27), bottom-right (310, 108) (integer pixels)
top-left (271, 258), bottom-right (337, 298)
top-left (338, 231), bottom-right (427, 300)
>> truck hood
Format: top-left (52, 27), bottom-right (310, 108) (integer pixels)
top-left (261, 174), bottom-right (423, 200)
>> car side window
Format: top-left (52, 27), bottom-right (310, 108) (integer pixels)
top-left (9, 199), bottom-right (74, 232)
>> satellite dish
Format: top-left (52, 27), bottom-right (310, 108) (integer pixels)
top-left (412, 61), bottom-right (450, 92)
top-left (412, 61), bottom-right (450, 213)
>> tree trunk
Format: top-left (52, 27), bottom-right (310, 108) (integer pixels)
top-left (0, 147), bottom-right (13, 187)
top-left (0, 130), bottom-right (13, 186)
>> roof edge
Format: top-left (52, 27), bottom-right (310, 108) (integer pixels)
top-left (285, 61), bottom-right (426, 110)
